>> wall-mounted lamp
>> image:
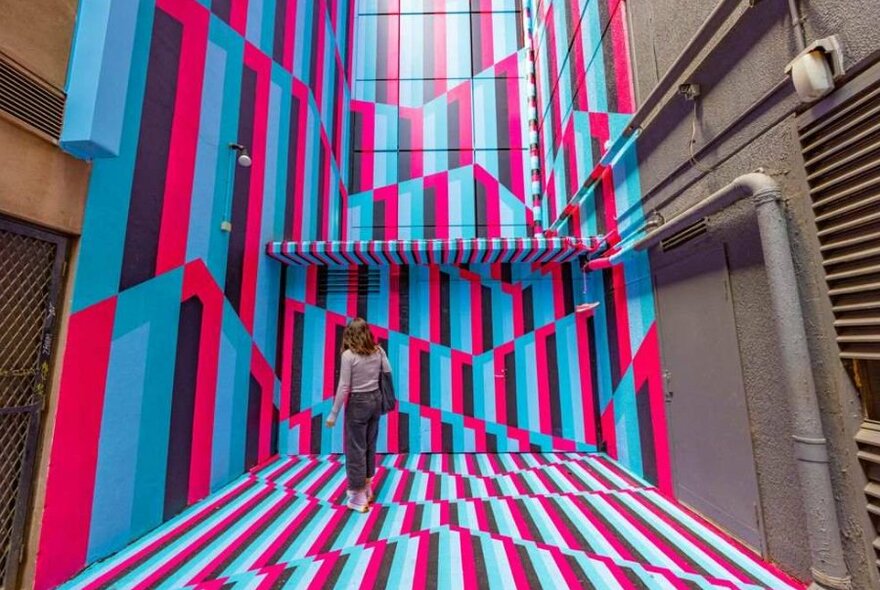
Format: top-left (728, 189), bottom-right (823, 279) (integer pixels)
top-left (229, 142), bottom-right (252, 168)
top-left (221, 142), bottom-right (252, 233)
top-left (785, 35), bottom-right (845, 102)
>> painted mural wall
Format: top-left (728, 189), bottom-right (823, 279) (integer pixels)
top-left (532, 0), bottom-right (671, 490)
top-left (34, 1), bottom-right (356, 588)
top-left (277, 0), bottom-right (604, 456)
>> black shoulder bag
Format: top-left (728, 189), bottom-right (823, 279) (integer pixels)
top-left (377, 348), bottom-right (396, 414)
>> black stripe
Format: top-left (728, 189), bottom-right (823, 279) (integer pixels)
top-left (603, 270), bottom-right (622, 391)
top-left (225, 65), bottom-right (257, 313)
top-left (373, 198), bottom-right (386, 240)
top-left (442, 421), bottom-right (454, 452)
top-left (290, 309), bottom-right (305, 415)
top-left (546, 332), bottom-right (563, 437)
top-left (119, 9), bottom-right (181, 292)
top-left (475, 176), bottom-right (488, 238)
top-left (504, 351), bottom-right (517, 427)
top-left (272, 0), bottom-right (288, 64)
top-left (419, 350), bottom-right (431, 407)
top-left (245, 374), bottom-right (262, 470)
top-left (366, 507), bottom-right (389, 542)
top-left (315, 144), bottom-right (327, 240)
top-left (597, 0), bottom-right (619, 112)
top-left (164, 296), bottom-right (203, 520)
top-left (494, 78), bottom-right (510, 149)
top-left (310, 412), bottom-right (323, 454)
top-left (211, 0), bottom-right (232, 23)
top-left (357, 267), bottom-right (370, 319)
top-left (587, 316), bottom-right (603, 450)
top-left (399, 410), bottom-right (410, 453)
top-left (374, 537), bottom-right (398, 584)
top-left (472, 535), bottom-right (490, 587)
top-left (462, 362), bottom-right (474, 418)
top-left (523, 286), bottom-right (534, 334)
top-left (426, 532), bottom-right (439, 590)
top-left (399, 266), bottom-right (410, 335)
top-left (636, 380), bottom-right (658, 485)
top-left (515, 543), bottom-right (542, 587)
top-left (480, 286), bottom-right (493, 352)
top-left (284, 91), bottom-right (303, 240)
top-left (470, 13), bottom-right (483, 74)
top-left (308, 8), bottom-right (322, 97)
top-left (424, 184), bottom-right (436, 239)
top-left (564, 553), bottom-right (598, 589)
top-left (324, 553), bottom-right (350, 588)
top-left (561, 263), bottom-right (575, 315)
top-left (439, 271), bottom-right (451, 346)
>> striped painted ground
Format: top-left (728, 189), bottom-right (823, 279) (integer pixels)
top-left (60, 454), bottom-right (803, 589)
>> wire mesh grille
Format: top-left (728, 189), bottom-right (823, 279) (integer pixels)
top-left (0, 227), bottom-right (57, 409)
top-left (0, 411), bottom-right (32, 584)
top-left (0, 222), bottom-right (62, 589)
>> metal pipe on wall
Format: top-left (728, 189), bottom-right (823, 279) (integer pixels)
top-left (787, 0), bottom-right (807, 52)
top-left (633, 173), bottom-right (852, 590)
top-left (624, 0), bottom-right (743, 136)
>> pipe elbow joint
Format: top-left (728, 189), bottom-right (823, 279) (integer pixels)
top-left (737, 172), bottom-right (783, 207)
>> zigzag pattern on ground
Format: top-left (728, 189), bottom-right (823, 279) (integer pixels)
top-left (61, 454), bottom-right (800, 590)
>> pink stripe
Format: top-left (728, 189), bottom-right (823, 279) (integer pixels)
top-left (229, 0), bottom-right (249, 35)
top-left (182, 261), bottom-right (223, 502)
top-left (359, 541), bottom-right (388, 589)
top-left (155, 0), bottom-right (208, 276)
top-left (34, 300), bottom-right (116, 590)
top-left (609, 0), bottom-right (635, 113)
top-left (282, 0), bottom-right (296, 71)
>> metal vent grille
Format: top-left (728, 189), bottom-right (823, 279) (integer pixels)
top-left (0, 53), bottom-right (65, 141)
top-left (317, 268), bottom-right (381, 295)
top-left (799, 61), bottom-right (880, 575)
top-left (799, 71), bottom-right (880, 360)
top-left (661, 219), bottom-right (708, 252)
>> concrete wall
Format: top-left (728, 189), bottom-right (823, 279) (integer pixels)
top-left (0, 0), bottom-right (89, 234)
top-left (626, 0), bottom-right (880, 586)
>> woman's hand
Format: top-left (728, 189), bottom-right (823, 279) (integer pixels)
top-left (326, 416), bottom-right (336, 428)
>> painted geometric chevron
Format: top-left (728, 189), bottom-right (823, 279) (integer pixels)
top-left (59, 454), bottom-right (802, 590)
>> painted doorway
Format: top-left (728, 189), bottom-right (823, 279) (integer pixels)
top-left (653, 243), bottom-right (764, 551)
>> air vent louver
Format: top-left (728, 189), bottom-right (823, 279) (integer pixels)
top-left (0, 53), bottom-right (65, 141)
top-left (317, 268), bottom-right (380, 295)
top-left (800, 70), bottom-right (880, 361)
top-left (660, 219), bottom-right (708, 252)
top-left (800, 61), bottom-right (880, 575)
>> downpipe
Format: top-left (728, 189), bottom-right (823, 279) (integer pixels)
top-left (631, 173), bottom-right (852, 590)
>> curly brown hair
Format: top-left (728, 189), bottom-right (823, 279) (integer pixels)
top-left (341, 318), bottom-right (379, 356)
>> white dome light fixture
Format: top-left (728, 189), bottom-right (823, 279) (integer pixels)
top-left (785, 35), bottom-right (845, 103)
top-left (229, 142), bottom-right (252, 168)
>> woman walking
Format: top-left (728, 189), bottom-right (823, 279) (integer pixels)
top-left (325, 318), bottom-right (391, 512)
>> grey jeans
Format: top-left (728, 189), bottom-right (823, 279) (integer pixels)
top-left (344, 390), bottom-right (381, 490)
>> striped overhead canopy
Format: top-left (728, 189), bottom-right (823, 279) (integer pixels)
top-left (266, 236), bottom-right (602, 266)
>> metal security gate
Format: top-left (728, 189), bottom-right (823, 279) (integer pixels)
top-left (0, 217), bottom-right (66, 589)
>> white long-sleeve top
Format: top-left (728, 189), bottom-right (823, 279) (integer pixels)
top-left (328, 348), bottom-right (391, 420)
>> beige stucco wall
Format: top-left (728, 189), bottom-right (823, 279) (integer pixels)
top-left (0, 0), bottom-right (79, 89)
top-left (0, 117), bottom-right (89, 235)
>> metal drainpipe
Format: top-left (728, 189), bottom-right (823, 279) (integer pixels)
top-left (635, 173), bottom-right (852, 590)
top-left (787, 0), bottom-right (808, 52)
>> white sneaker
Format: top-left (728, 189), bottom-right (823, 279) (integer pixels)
top-left (346, 489), bottom-right (369, 513)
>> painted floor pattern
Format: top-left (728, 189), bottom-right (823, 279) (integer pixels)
top-left (61, 454), bottom-right (803, 589)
